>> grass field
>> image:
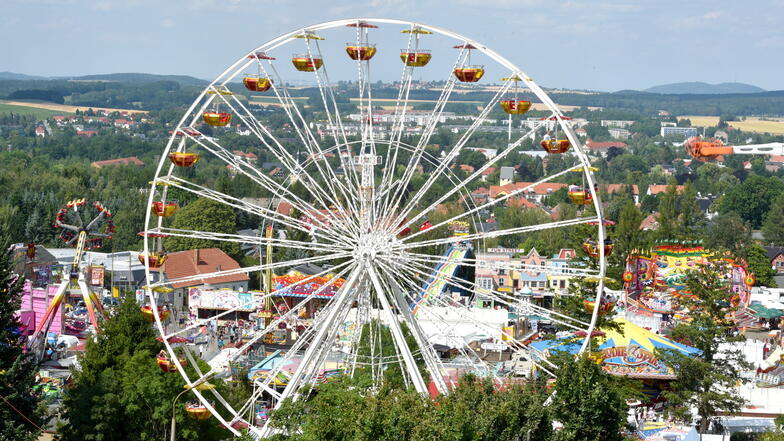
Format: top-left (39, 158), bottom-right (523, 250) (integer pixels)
top-left (0, 102), bottom-right (69, 118)
top-left (0, 100), bottom-right (146, 115)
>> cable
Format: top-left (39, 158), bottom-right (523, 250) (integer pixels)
top-left (0, 392), bottom-right (57, 439)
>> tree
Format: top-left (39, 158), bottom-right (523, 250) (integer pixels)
top-left (746, 244), bottom-right (777, 287)
top-left (762, 193), bottom-right (784, 245)
top-left (0, 235), bottom-right (42, 441)
top-left (609, 200), bottom-right (646, 279)
top-left (704, 213), bottom-right (752, 258)
top-left (659, 263), bottom-right (751, 434)
top-left (719, 176), bottom-right (784, 228)
top-left (550, 355), bottom-right (629, 441)
top-left (655, 182), bottom-right (680, 240)
top-left (165, 197), bottom-right (241, 259)
top-left (677, 182), bottom-right (705, 236)
top-left (59, 296), bottom-right (227, 441)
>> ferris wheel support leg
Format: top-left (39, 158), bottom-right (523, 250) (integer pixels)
top-left (28, 279), bottom-right (69, 354)
top-left (258, 265), bottom-right (363, 438)
top-left (78, 278), bottom-right (100, 332)
top-left (382, 270), bottom-right (450, 395)
top-left (366, 264), bottom-right (428, 394)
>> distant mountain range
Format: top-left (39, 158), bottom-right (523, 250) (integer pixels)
top-left (0, 71), bottom-right (207, 85)
top-left (643, 82), bottom-right (766, 95)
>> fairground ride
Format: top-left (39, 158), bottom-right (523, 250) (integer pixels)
top-left (27, 199), bottom-right (114, 357)
top-left (142, 19), bottom-right (611, 438)
top-left (684, 136), bottom-right (784, 161)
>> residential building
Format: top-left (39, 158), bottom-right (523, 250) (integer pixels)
top-left (489, 182), bottom-right (567, 203)
top-left (660, 126), bottom-right (698, 138)
top-left (764, 247), bottom-right (784, 274)
top-left (647, 185), bottom-right (685, 196)
top-left (608, 128), bottom-right (631, 140)
top-left (604, 184), bottom-right (640, 204)
top-left (601, 120), bottom-right (635, 128)
top-left (499, 166), bottom-right (515, 186)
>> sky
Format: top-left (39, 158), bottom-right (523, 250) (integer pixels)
top-left (4, 0), bottom-right (784, 92)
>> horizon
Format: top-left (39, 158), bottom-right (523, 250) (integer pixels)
top-left (5, 0), bottom-right (784, 92)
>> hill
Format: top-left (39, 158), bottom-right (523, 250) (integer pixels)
top-left (0, 71), bottom-right (49, 81)
top-left (644, 82), bottom-right (765, 95)
top-left (69, 72), bottom-right (207, 85)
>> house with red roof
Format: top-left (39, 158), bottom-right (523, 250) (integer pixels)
top-left (585, 140), bottom-right (628, 157)
top-left (640, 213), bottom-right (660, 231)
top-left (646, 185), bottom-right (684, 196)
top-left (91, 156), bottom-right (144, 168)
top-left (35, 126), bottom-right (46, 137)
top-left (77, 129), bottom-right (98, 138)
top-left (604, 184), bottom-right (640, 204)
top-left (489, 182), bottom-right (567, 203)
top-left (162, 248), bottom-right (249, 301)
top-left (233, 151), bottom-right (258, 161)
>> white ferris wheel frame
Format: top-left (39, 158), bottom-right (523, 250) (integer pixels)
top-left (141, 17), bottom-right (608, 438)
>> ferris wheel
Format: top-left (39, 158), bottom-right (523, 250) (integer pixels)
top-left (142, 18), bottom-right (609, 437)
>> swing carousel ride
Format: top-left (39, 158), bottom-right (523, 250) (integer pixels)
top-left (27, 199), bottom-right (115, 357)
top-left (141, 19), bottom-right (612, 437)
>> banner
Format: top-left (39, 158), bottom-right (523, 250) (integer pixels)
top-left (90, 266), bottom-right (104, 287)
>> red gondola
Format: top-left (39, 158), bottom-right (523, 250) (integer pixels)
top-left (582, 239), bottom-right (614, 259)
top-left (151, 201), bottom-right (178, 217)
top-left (540, 139), bottom-right (571, 154)
top-left (202, 112), bottom-right (232, 127)
top-left (346, 44), bottom-right (377, 61)
top-left (243, 76), bottom-right (272, 92)
top-left (292, 56), bottom-right (323, 72)
top-left (499, 100), bottom-right (532, 115)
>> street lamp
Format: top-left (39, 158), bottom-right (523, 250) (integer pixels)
top-left (169, 380), bottom-right (216, 441)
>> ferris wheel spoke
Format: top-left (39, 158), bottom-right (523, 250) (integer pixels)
top-left (380, 258), bottom-right (557, 374)
top-left (401, 250), bottom-right (600, 280)
top-left (151, 227), bottom-right (347, 254)
top-left (374, 264), bottom-right (455, 394)
top-left (214, 89), bottom-right (351, 210)
top-left (259, 63), bottom-right (364, 221)
top-left (224, 261), bottom-right (356, 367)
top-left (377, 47), bottom-right (469, 227)
top-left (149, 252), bottom-right (350, 289)
top-left (389, 254), bottom-right (589, 331)
top-left (221, 90), bottom-right (364, 231)
top-left (301, 37), bottom-right (364, 200)
top-left (399, 164), bottom-right (584, 244)
top-left (174, 131), bottom-right (359, 240)
top-left (365, 264), bottom-right (429, 393)
top-left (374, 259), bottom-right (509, 381)
top-left (385, 80), bottom-right (514, 232)
top-left (158, 175), bottom-right (354, 246)
top-left (398, 216), bottom-right (597, 252)
top-left (258, 267), bottom-right (364, 437)
top-left (393, 108), bottom-right (547, 237)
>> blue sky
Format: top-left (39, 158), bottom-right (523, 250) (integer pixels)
top-left (4, 0), bottom-right (784, 91)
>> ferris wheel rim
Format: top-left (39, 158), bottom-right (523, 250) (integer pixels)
top-left (142, 17), bottom-right (609, 436)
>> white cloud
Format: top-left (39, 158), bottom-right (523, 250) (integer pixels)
top-left (161, 17), bottom-right (176, 28)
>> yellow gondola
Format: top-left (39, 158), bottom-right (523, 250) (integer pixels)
top-left (400, 51), bottom-right (431, 67)
top-left (540, 139), bottom-right (571, 154)
top-left (582, 299), bottom-right (616, 316)
top-left (345, 44), bottom-right (377, 61)
top-left (185, 402), bottom-right (212, 420)
top-left (151, 201), bottom-right (178, 217)
top-left (500, 100), bottom-right (532, 115)
top-left (243, 76), bottom-right (272, 92)
top-left (156, 350), bottom-right (187, 373)
top-left (453, 66), bottom-right (485, 82)
top-left (168, 152), bottom-right (200, 167)
top-left (138, 252), bottom-right (167, 269)
top-left (202, 112), bottom-right (232, 127)
top-left (583, 239), bottom-right (614, 259)
top-left (140, 305), bottom-right (170, 323)
top-left (568, 186), bottom-right (593, 205)
top-left (292, 56), bottom-right (323, 72)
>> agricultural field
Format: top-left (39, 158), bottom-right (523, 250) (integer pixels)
top-left (678, 115), bottom-right (720, 127)
top-left (729, 118), bottom-right (784, 134)
top-left (0, 100), bottom-right (147, 115)
top-left (0, 102), bottom-right (68, 118)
